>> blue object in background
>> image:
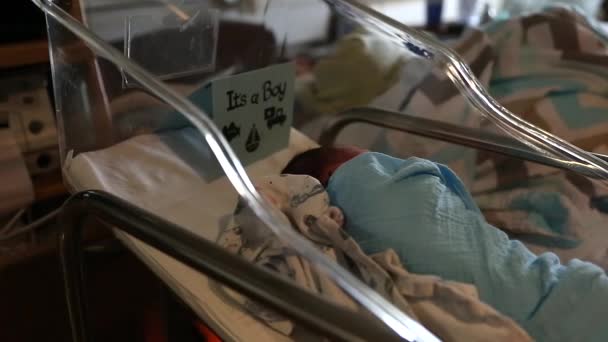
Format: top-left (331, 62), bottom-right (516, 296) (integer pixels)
top-left (426, 0), bottom-right (444, 28)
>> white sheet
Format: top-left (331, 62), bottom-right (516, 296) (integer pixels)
top-left (64, 127), bottom-right (318, 341)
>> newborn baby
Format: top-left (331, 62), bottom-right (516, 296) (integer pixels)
top-left (219, 173), bottom-right (531, 341)
top-left (283, 147), bottom-right (608, 342)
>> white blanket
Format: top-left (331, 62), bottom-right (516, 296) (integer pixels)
top-left (64, 127), bottom-right (317, 341)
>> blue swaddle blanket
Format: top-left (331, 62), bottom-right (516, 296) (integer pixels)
top-left (327, 152), bottom-right (608, 341)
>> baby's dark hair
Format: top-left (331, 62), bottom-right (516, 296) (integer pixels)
top-left (282, 147), bottom-right (334, 181)
top-left (282, 146), bottom-right (366, 186)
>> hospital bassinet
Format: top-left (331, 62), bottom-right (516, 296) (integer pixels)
top-left (33, 0), bottom-right (608, 341)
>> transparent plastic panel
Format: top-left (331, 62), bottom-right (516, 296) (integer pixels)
top-left (37, 0), bottom-right (608, 341)
top-left (123, 4), bottom-right (219, 85)
top-left (42, 1), bottom-right (430, 340)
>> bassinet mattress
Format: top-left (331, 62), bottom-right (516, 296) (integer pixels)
top-left (64, 127), bottom-right (318, 342)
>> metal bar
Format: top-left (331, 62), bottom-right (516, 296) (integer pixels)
top-left (319, 107), bottom-right (608, 179)
top-left (59, 190), bottom-right (403, 342)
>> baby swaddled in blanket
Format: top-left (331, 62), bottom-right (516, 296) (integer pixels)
top-left (217, 169), bottom-right (530, 341)
top-left (283, 146), bottom-right (608, 342)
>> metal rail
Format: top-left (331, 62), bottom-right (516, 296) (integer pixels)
top-left (59, 191), bottom-right (403, 342)
top-left (320, 107), bottom-right (608, 179)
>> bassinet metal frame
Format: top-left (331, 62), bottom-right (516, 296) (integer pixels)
top-left (320, 107), bottom-right (608, 179)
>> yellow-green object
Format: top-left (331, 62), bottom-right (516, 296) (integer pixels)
top-left (297, 31), bottom-right (407, 115)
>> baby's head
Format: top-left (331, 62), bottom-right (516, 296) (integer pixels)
top-left (282, 146), bottom-right (367, 186)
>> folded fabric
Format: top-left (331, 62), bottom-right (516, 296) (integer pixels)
top-left (216, 174), bottom-right (531, 341)
top-left (383, 6), bottom-right (608, 194)
top-left (327, 152), bottom-right (608, 341)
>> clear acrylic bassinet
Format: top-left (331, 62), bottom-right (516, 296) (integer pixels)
top-left (34, 0), bottom-right (608, 341)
